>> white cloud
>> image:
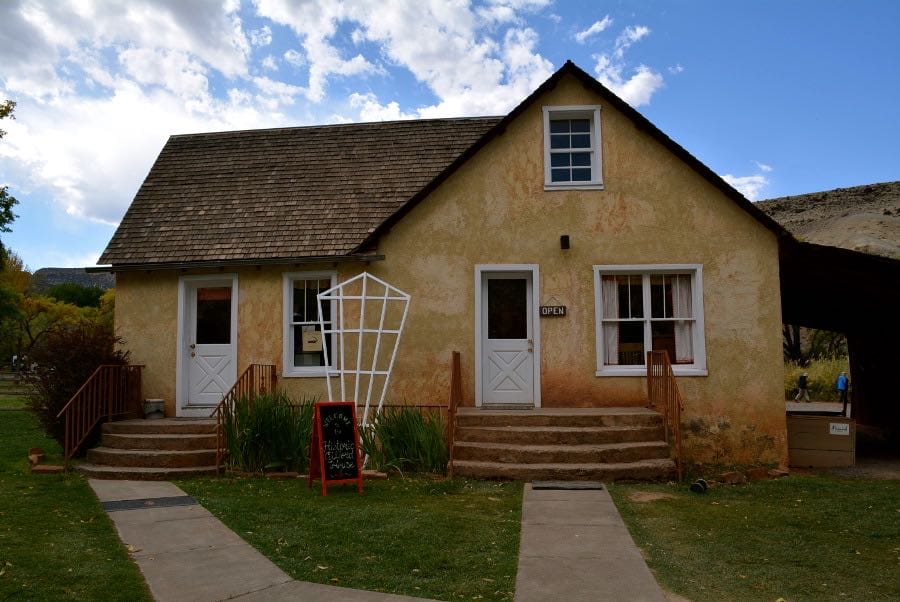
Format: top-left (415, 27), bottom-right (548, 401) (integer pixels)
top-left (283, 49), bottom-right (305, 68)
top-left (349, 92), bottom-right (416, 121)
top-left (575, 16), bottom-right (613, 43)
top-left (754, 161), bottom-right (773, 173)
top-left (250, 25), bottom-right (272, 47)
top-left (591, 23), bottom-right (664, 107)
top-left (261, 54), bottom-right (278, 71)
top-left (721, 174), bottom-right (770, 201)
top-left (668, 63), bottom-right (684, 74)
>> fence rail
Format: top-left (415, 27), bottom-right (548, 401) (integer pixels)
top-left (56, 364), bottom-right (144, 470)
top-left (211, 364), bottom-right (277, 473)
top-left (646, 351), bottom-right (684, 480)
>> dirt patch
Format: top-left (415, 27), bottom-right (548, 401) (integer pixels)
top-left (629, 491), bottom-right (677, 503)
top-left (791, 457), bottom-right (900, 480)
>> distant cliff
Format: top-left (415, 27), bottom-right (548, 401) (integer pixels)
top-left (31, 268), bottom-right (115, 293)
top-left (757, 180), bottom-right (900, 259)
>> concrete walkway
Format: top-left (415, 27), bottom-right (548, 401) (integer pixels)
top-left (91, 479), bottom-right (664, 601)
top-left (89, 480), bottom-right (429, 602)
top-left (515, 482), bottom-right (666, 602)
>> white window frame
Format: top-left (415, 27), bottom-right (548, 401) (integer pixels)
top-left (282, 271), bottom-right (337, 378)
top-left (543, 105), bottom-right (603, 190)
top-left (593, 264), bottom-right (707, 377)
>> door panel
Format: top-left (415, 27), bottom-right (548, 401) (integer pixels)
top-left (183, 280), bottom-right (236, 409)
top-left (482, 272), bottom-right (535, 405)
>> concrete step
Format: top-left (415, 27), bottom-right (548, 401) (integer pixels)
top-left (452, 458), bottom-right (676, 481)
top-left (456, 408), bottom-right (662, 428)
top-left (103, 419), bottom-right (217, 435)
top-left (101, 432), bottom-right (218, 451)
top-left (455, 424), bottom-right (665, 445)
top-left (75, 463), bottom-right (218, 481)
top-left (86, 447), bottom-right (217, 469)
top-left (453, 440), bottom-right (670, 464)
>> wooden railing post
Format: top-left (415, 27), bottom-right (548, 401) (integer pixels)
top-left (446, 351), bottom-right (462, 476)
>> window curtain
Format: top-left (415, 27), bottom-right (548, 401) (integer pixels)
top-left (672, 275), bottom-right (693, 363)
top-left (601, 276), bottom-right (619, 365)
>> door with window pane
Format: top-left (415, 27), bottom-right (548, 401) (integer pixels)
top-left (185, 279), bottom-right (236, 407)
top-left (481, 272), bottom-right (535, 405)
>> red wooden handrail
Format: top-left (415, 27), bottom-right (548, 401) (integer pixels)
top-left (446, 351), bottom-right (462, 476)
top-left (211, 364), bottom-right (277, 473)
top-left (56, 364), bottom-right (144, 470)
top-left (646, 351), bottom-right (685, 480)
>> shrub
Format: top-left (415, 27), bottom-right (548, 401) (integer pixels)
top-left (223, 393), bottom-right (314, 473)
top-left (25, 321), bottom-right (128, 445)
top-left (784, 356), bottom-right (850, 401)
top-left (360, 406), bottom-right (448, 474)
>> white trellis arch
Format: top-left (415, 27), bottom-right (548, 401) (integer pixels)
top-left (317, 272), bottom-right (411, 426)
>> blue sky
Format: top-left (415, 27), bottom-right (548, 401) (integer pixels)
top-left (1, 0), bottom-right (898, 271)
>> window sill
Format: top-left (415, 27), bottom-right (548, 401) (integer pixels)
top-left (545, 183), bottom-right (604, 191)
top-left (595, 367), bottom-right (708, 377)
top-left (282, 369), bottom-right (329, 378)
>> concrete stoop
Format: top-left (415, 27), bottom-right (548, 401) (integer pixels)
top-left (76, 419), bottom-right (218, 480)
top-left (452, 407), bottom-right (676, 481)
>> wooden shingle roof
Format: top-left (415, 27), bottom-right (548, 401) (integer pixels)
top-left (99, 117), bottom-right (501, 266)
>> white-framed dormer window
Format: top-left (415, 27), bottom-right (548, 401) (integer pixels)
top-left (543, 105), bottom-right (603, 190)
top-left (593, 265), bottom-right (707, 376)
top-left (283, 271), bottom-right (336, 377)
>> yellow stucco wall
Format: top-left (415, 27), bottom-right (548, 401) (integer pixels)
top-left (114, 73), bottom-right (786, 465)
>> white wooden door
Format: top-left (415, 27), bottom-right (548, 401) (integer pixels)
top-left (481, 272), bottom-right (535, 405)
top-left (184, 280), bottom-right (236, 409)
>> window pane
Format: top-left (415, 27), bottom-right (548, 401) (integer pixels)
top-left (571, 119), bottom-right (590, 132)
top-left (550, 134), bottom-right (569, 149)
top-left (652, 320), bottom-right (693, 364)
top-left (650, 275), bottom-right (671, 319)
top-left (617, 321), bottom-right (644, 365)
top-left (551, 168), bottom-right (570, 182)
top-left (196, 287), bottom-right (231, 344)
top-left (572, 168), bottom-right (592, 181)
top-left (571, 152), bottom-right (591, 166)
top-left (550, 153), bottom-right (570, 167)
top-left (571, 134), bottom-right (590, 148)
top-left (550, 120), bottom-right (570, 134)
top-left (293, 324), bottom-right (331, 367)
top-left (487, 278), bottom-right (527, 340)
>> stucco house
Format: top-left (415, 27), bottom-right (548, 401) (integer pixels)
top-left (97, 61), bottom-right (792, 473)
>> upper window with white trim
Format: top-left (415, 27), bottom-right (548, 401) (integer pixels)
top-left (283, 272), bottom-right (335, 377)
top-left (543, 105), bottom-right (603, 189)
top-left (593, 265), bottom-right (707, 376)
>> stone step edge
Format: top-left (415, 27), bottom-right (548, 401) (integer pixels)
top-left (89, 447), bottom-right (217, 456)
top-left (453, 440), bottom-right (668, 452)
top-left (103, 433), bottom-right (217, 439)
top-left (452, 458), bottom-right (675, 470)
top-left (456, 425), bottom-right (662, 433)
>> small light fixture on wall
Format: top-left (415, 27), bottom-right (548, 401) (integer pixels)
top-left (560, 235), bottom-right (570, 250)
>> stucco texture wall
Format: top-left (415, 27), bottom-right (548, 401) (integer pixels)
top-left (362, 74), bottom-right (787, 466)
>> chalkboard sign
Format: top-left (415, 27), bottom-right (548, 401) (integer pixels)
top-left (308, 402), bottom-right (363, 496)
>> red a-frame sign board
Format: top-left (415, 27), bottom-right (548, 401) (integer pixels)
top-left (308, 401), bottom-right (363, 496)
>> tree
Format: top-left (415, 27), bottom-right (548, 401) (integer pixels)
top-left (47, 282), bottom-right (105, 308)
top-left (0, 99), bottom-right (19, 269)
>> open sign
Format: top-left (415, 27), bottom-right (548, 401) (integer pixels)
top-left (540, 305), bottom-right (567, 317)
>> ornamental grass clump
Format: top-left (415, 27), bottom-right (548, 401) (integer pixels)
top-left (223, 392), bottom-right (314, 473)
top-left (361, 406), bottom-right (448, 474)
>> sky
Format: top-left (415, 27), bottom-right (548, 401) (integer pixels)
top-left (1, 1), bottom-right (898, 272)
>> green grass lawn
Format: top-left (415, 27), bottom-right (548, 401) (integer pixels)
top-left (0, 403), bottom-right (152, 601)
top-left (180, 476), bottom-right (523, 600)
top-left (609, 476), bottom-right (900, 601)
